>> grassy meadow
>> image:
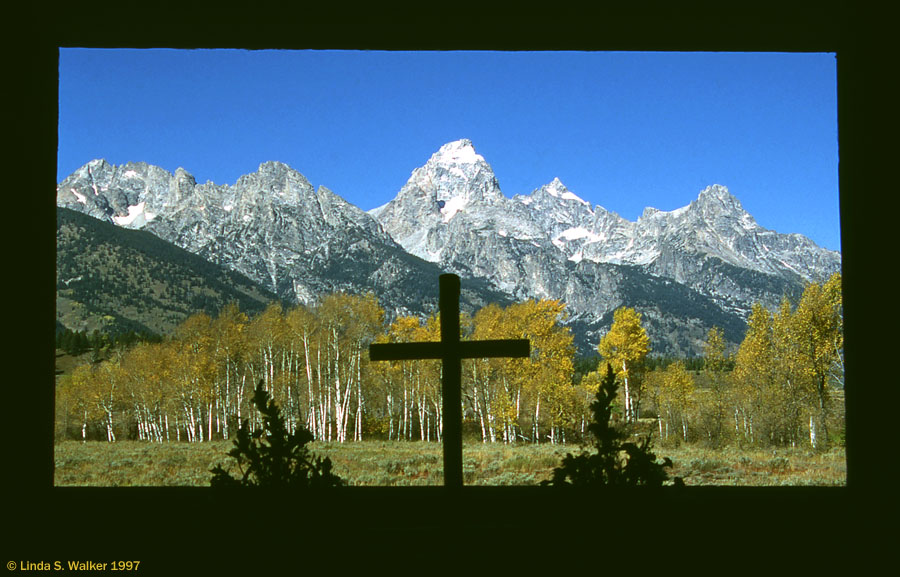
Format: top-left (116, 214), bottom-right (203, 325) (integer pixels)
top-left (53, 439), bottom-right (846, 487)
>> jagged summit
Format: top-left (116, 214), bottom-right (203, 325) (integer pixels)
top-left (540, 178), bottom-right (591, 206)
top-left (695, 183), bottom-right (745, 211)
top-left (366, 140), bottom-right (508, 259)
top-left (58, 146), bottom-right (841, 357)
top-left (431, 139), bottom-right (484, 165)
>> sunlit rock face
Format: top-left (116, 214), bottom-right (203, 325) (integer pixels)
top-left (58, 140), bottom-right (840, 356)
top-left (56, 157), bottom-right (509, 323)
top-left (370, 141), bottom-right (840, 355)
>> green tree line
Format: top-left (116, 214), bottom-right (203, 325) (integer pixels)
top-left (56, 273), bottom-right (843, 450)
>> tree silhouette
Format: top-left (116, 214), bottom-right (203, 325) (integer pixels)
top-left (210, 381), bottom-right (342, 488)
top-left (544, 364), bottom-right (683, 487)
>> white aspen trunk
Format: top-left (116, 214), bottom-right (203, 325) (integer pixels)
top-left (809, 414), bottom-right (817, 449)
top-left (533, 394), bottom-right (541, 444)
top-left (326, 386), bottom-right (333, 442)
top-left (343, 355), bottom-right (355, 443)
top-left (682, 416), bottom-right (688, 442)
top-left (106, 411), bottom-right (115, 442)
top-left (355, 347), bottom-right (363, 442)
top-left (622, 360), bottom-right (631, 424)
top-left (236, 373), bottom-right (245, 425)
top-left (432, 397), bottom-right (442, 443)
top-left (417, 371), bottom-right (426, 442)
top-left (514, 388), bottom-right (521, 444)
top-left (332, 329), bottom-right (345, 443)
top-left (419, 395), bottom-right (426, 442)
top-left (320, 347), bottom-right (330, 440)
top-left (82, 410), bottom-right (87, 443)
top-left (208, 403), bottom-right (213, 442)
top-left (478, 399), bottom-right (487, 443)
top-left (165, 413), bottom-right (170, 442)
top-left (403, 383), bottom-right (409, 440)
top-left (472, 365), bottom-right (486, 443)
top-left (658, 413), bottom-right (663, 439)
top-left (387, 390), bottom-right (394, 441)
top-left (189, 404), bottom-right (197, 443)
top-left (303, 333), bottom-right (315, 439)
top-left (223, 358), bottom-right (230, 441)
top-left (486, 404), bottom-right (496, 443)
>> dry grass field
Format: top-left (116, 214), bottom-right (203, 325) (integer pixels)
top-left (53, 440), bottom-right (846, 487)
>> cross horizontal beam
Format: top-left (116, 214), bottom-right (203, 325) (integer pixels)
top-left (369, 339), bottom-right (530, 361)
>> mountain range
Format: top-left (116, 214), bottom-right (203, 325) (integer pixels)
top-left (56, 139), bottom-right (841, 356)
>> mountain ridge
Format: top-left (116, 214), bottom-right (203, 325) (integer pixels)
top-left (57, 139), bottom-right (840, 356)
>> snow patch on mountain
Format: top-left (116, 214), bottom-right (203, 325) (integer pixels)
top-left (441, 195), bottom-right (469, 222)
top-left (70, 189), bottom-right (87, 205)
top-left (434, 139), bottom-right (484, 164)
top-left (112, 202), bottom-right (156, 227)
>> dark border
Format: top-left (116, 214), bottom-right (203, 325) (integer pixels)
top-left (12, 1), bottom-right (889, 572)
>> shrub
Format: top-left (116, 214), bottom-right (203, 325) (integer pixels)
top-left (210, 381), bottom-right (342, 488)
top-left (543, 364), bottom-right (682, 487)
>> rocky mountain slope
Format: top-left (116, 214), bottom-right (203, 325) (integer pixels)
top-left (57, 140), bottom-right (841, 356)
top-left (56, 206), bottom-right (276, 336)
top-left (56, 159), bottom-right (510, 332)
top-left (369, 139), bottom-right (841, 354)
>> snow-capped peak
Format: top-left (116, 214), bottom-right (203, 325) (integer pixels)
top-left (432, 139), bottom-right (484, 165)
top-left (545, 178), bottom-right (566, 197)
top-left (542, 178), bottom-right (590, 206)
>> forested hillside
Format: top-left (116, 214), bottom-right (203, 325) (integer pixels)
top-left (56, 207), bottom-right (277, 336)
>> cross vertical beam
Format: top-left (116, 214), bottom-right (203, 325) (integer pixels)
top-left (439, 274), bottom-right (463, 488)
top-left (368, 273), bottom-right (530, 488)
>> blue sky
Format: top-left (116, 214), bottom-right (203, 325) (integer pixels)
top-left (58, 49), bottom-right (840, 251)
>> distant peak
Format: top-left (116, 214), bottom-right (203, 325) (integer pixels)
top-left (174, 166), bottom-right (196, 183)
top-left (257, 160), bottom-right (294, 173)
top-left (697, 184), bottom-right (744, 207)
top-left (697, 184), bottom-right (740, 203)
top-left (432, 139), bottom-right (484, 164)
top-left (540, 177), bottom-right (590, 206)
top-left (547, 177), bottom-right (566, 192)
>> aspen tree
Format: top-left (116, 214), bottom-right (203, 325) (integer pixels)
top-left (659, 361), bottom-right (695, 443)
top-left (732, 304), bottom-right (775, 445)
top-left (598, 307), bottom-right (650, 424)
top-left (59, 364), bottom-right (97, 442)
top-left (212, 303), bottom-right (248, 441)
top-left (471, 304), bottom-right (503, 442)
top-left (701, 327), bottom-right (732, 447)
top-left (771, 297), bottom-right (804, 446)
top-left (285, 305), bottom-right (321, 439)
top-left (792, 273), bottom-right (843, 449)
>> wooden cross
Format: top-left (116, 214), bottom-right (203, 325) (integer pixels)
top-left (369, 274), bottom-right (530, 488)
